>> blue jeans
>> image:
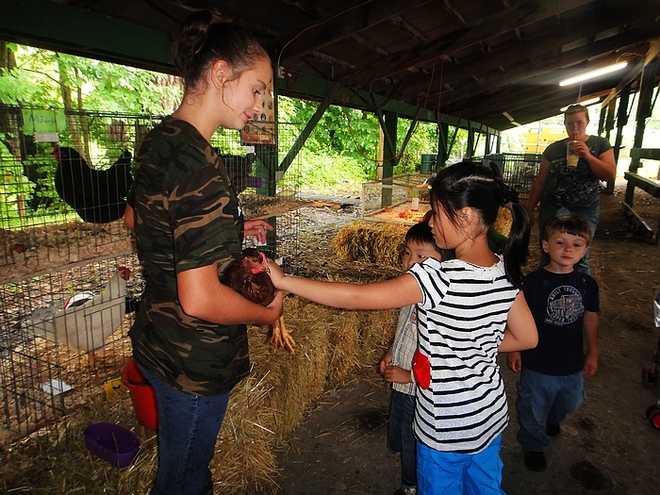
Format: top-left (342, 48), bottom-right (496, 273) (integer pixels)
top-left (387, 390), bottom-right (417, 490)
top-left (139, 364), bottom-right (230, 495)
top-left (537, 203), bottom-right (599, 274)
top-left (515, 367), bottom-right (584, 452)
top-left (416, 435), bottom-right (505, 495)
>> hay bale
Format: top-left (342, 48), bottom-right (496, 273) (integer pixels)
top-left (213, 296), bottom-right (397, 493)
top-left (332, 220), bottom-right (407, 267)
top-left (333, 210), bottom-right (512, 268)
top-left (2, 273), bottom-right (399, 494)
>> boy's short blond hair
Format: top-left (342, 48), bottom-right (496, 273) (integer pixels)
top-left (543, 214), bottom-right (592, 245)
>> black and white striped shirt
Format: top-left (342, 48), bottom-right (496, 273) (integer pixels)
top-left (409, 257), bottom-right (518, 454)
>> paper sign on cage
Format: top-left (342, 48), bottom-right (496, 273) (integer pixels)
top-left (240, 81), bottom-right (276, 145)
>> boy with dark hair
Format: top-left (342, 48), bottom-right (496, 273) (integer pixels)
top-left (380, 220), bottom-right (451, 495)
top-left (508, 213), bottom-right (599, 472)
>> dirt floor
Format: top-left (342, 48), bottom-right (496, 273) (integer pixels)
top-left (273, 182), bottom-right (660, 495)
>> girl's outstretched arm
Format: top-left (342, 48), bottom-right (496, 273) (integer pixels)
top-left (498, 291), bottom-right (538, 353)
top-left (267, 259), bottom-right (423, 310)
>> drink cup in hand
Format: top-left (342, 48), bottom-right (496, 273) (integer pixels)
top-left (566, 140), bottom-right (579, 168)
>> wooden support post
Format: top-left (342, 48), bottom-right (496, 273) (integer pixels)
top-left (467, 123), bottom-right (474, 158)
top-left (609, 84), bottom-right (631, 194)
top-left (379, 110), bottom-right (398, 207)
top-left (613, 84), bottom-right (631, 163)
top-left (631, 63), bottom-right (658, 164)
top-left (437, 123), bottom-right (449, 170)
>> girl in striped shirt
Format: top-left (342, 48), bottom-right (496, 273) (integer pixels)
top-left (268, 161), bottom-right (538, 494)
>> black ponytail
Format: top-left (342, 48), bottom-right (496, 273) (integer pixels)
top-left (430, 161), bottom-right (530, 288)
top-left (501, 201), bottom-right (530, 288)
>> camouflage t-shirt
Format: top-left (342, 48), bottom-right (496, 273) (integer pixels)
top-left (128, 116), bottom-right (249, 395)
top-left (540, 135), bottom-right (612, 210)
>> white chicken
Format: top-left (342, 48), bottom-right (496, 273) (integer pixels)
top-left (28, 267), bottom-right (131, 362)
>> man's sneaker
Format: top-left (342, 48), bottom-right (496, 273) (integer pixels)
top-left (393, 487), bottom-right (417, 495)
top-left (545, 422), bottom-right (561, 437)
top-left (524, 451), bottom-right (547, 472)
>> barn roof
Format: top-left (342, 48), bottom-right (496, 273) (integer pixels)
top-left (1, 0), bottom-right (659, 131)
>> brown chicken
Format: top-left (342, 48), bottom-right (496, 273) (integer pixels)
top-left (221, 248), bottom-right (295, 352)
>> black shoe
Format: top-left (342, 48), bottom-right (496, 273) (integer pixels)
top-left (545, 422), bottom-right (561, 437)
top-left (524, 451), bottom-right (547, 472)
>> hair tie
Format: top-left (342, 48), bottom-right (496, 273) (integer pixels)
top-left (210, 18), bottom-right (218, 25)
top-left (498, 182), bottom-right (519, 207)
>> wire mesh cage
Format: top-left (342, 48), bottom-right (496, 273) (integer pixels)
top-left (210, 122), bottom-right (302, 262)
top-left (0, 252), bottom-right (143, 441)
top-left (483, 152), bottom-right (542, 200)
top-left (0, 106), bottom-right (157, 277)
top-left (0, 105), bottom-right (302, 444)
top-left (361, 173), bottom-right (432, 225)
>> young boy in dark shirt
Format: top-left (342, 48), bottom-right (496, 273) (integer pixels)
top-left (507, 213), bottom-right (599, 472)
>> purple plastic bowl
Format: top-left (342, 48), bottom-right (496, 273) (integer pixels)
top-left (83, 422), bottom-right (140, 468)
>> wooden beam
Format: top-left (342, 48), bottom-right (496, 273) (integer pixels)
top-left (437, 34), bottom-right (650, 107)
top-left (601, 39), bottom-right (660, 107)
top-left (0, 0), bottom-right (174, 74)
top-left (442, 0), bottom-right (467, 26)
top-left (342, 0), bottom-right (594, 87)
top-left (452, 82), bottom-right (614, 125)
top-left (631, 148), bottom-right (660, 161)
top-left (388, 0), bottom-right (655, 101)
top-left (277, 0), bottom-right (432, 62)
top-left (389, 15), bottom-right (429, 43)
top-left (276, 70), bottom-right (501, 135)
top-left (278, 92), bottom-right (332, 174)
top-left (436, 63), bottom-right (622, 120)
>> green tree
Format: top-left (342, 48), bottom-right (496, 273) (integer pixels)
top-left (0, 45), bottom-right (181, 115)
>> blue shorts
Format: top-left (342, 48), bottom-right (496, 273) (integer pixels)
top-left (416, 435), bottom-right (505, 495)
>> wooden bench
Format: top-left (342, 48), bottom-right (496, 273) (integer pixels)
top-left (622, 148), bottom-right (660, 244)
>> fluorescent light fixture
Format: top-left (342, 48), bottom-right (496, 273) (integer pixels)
top-left (502, 111), bottom-right (521, 126)
top-left (560, 97), bottom-right (601, 112)
top-left (559, 62), bottom-right (628, 86)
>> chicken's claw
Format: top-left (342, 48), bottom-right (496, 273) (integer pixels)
top-left (271, 316), bottom-right (295, 353)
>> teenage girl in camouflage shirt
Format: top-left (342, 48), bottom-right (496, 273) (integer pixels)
top-left (124, 10), bottom-right (282, 495)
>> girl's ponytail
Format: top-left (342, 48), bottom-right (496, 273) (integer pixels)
top-left (431, 161), bottom-right (531, 288)
top-left (501, 201), bottom-right (530, 288)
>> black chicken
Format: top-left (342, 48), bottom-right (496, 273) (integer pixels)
top-left (53, 145), bottom-right (133, 224)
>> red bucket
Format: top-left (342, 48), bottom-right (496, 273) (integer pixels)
top-left (122, 360), bottom-right (158, 431)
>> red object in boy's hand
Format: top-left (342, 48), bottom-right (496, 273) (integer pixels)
top-left (412, 349), bottom-right (431, 390)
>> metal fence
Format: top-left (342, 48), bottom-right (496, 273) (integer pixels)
top-left (483, 152), bottom-right (542, 200)
top-left (0, 105), bottom-right (302, 442)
